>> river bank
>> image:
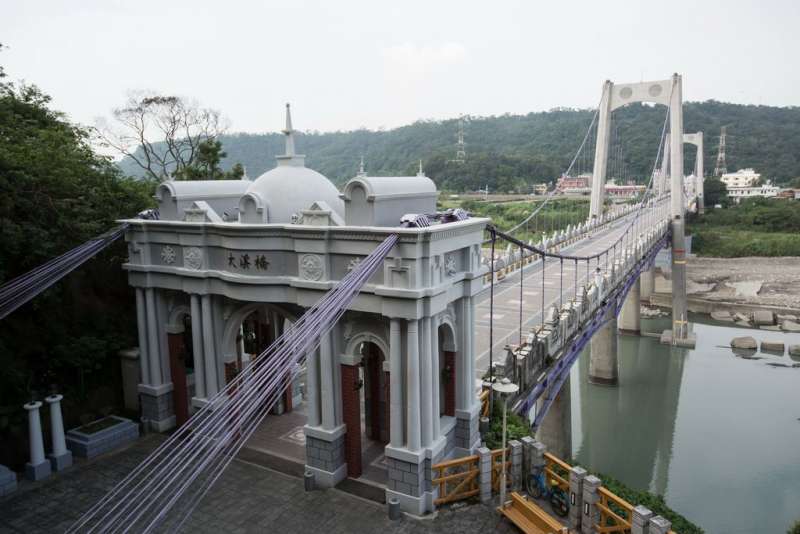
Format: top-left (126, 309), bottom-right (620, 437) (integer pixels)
top-left (649, 256), bottom-right (800, 322)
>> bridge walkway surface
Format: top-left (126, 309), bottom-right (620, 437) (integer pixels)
top-left (474, 211), bottom-right (643, 377)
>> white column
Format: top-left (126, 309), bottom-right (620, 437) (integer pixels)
top-left (670, 74), bottom-right (684, 220)
top-left (320, 331), bottom-right (336, 430)
top-left (306, 346), bottom-right (321, 427)
top-left (406, 319), bottom-right (421, 451)
top-left (201, 294), bottom-right (218, 396)
top-left (696, 132), bottom-right (705, 213)
top-left (24, 401), bottom-right (46, 466)
top-left (144, 288), bottom-right (162, 386)
top-left (430, 318), bottom-right (441, 441)
top-left (135, 288), bottom-right (150, 385)
top-left (45, 395), bottom-right (67, 457)
top-left (190, 294), bottom-right (206, 399)
top-left (389, 318), bottom-right (404, 448)
top-left (420, 317), bottom-right (433, 447)
top-left (590, 80), bottom-right (613, 220)
top-left (467, 296), bottom-right (476, 409)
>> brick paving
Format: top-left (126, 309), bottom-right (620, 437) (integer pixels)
top-left (0, 435), bottom-right (517, 534)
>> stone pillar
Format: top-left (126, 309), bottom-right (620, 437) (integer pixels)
top-left (478, 446), bottom-right (492, 503)
top-left (619, 277), bottom-right (641, 335)
top-left (118, 348), bottom-right (140, 412)
top-left (589, 308), bottom-right (618, 385)
top-left (590, 80), bottom-right (613, 220)
top-left (650, 516), bottom-right (673, 534)
top-left (320, 331), bottom-right (336, 431)
top-left (340, 358), bottom-right (362, 478)
top-left (145, 288), bottom-right (162, 386)
top-left (640, 268), bottom-right (655, 300)
top-left (569, 466), bottom-right (588, 531)
top-left (420, 317), bottom-right (433, 447)
top-left (430, 319), bottom-right (441, 442)
top-left (201, 294), bottom-right (218, 397)
top-left (581, 475), bottom-right (602, 534)
top-left (536, 375), bottom-right (572, 460)
top-left (134, 288), bottom-right (150, 391)
top-left (406, 319), bottom-right (421, 451)
top-left (389, 318), bottom-right (404, 448)
top-left (45, 394), bottom-right (72, 471)
top-left (454, 297), bottom-right (479, 453)
top-left (306, 347), bottom-right (321, 427)
top-left (189, 294), bottom-right (206, 400)
top-left (24, 401), bottom-right (51, 481)
top-left (632, 505), bottom-right (654, 534)
top-left (509, 439), bottom-right (522, 491)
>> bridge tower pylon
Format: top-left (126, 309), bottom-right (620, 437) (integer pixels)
top-left (683, 132), bottom-right (704, 214)
top-left (589, 74), bottom-right (693, 347)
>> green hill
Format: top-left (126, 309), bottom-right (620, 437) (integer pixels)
top-left (119, 101), bottom-right (800, 191)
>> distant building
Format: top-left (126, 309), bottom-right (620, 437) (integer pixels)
top-left (721, 168), bottom-right (760, 188)
top-left (605, 181), bottom-right (646, 198)
top-left (727, 181), bottom-right (779, 203)
top-left (557, 174), bottom-right (590, 190)
top-left (531, 183), bottom-right (548, 195)
top-left (776, 189), bottom-right (799, 200)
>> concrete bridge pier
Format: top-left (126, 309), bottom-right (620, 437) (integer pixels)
top-left (535, 375), bottom-right (572, 460)
top-left (640, 268), bottom-right (654, 301)
top-left (618, 277), bottom-right (641, 335)
top-left (589, 308), bottom-right (618, 385)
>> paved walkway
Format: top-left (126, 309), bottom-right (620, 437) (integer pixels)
top-left (0, 435), bottom-right (517, 534)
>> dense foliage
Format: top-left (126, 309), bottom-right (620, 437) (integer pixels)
top-left (689, 198), bottom-right (800, 257)
top-left (0, 63), bottom-right (153, 467)
top-left (120, 101), bottom-right (800, 190)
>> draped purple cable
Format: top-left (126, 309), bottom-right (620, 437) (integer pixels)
top-left (68, 233), bottom-right (398, 534)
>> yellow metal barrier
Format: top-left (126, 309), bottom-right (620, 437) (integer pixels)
top-left (432, 454), bottom-right (480, 505)
top-left (490, 448), bottom-right (511, 492)
top-left (595, 486), bottom-right (634, 533)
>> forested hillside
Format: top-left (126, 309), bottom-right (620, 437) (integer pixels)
top-left (119, 101), bottom-right (800, 191)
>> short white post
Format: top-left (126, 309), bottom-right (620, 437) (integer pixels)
top-left (24, 401), bottom-right (51, 481)
top-left (45, 394), bottom-right (72, 471)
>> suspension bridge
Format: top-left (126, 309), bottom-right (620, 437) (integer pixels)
top-left (1, 75), bottom-right (701, 532)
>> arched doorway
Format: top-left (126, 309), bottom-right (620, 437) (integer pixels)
top-left (341, 339), bottom-right (389, 481)
top-left (223, 304), bottom-right (296, 414)
top-left (437, 321), bottom-right (457, 418)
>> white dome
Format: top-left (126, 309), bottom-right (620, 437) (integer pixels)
top-left (238, 103), bottom-right (344, 224)
top-left (241, 164), bottom-right (343, 223)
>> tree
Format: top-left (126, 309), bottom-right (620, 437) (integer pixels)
top-left (0, 61), bottom-right (153, 468)
top-left (703, 177), bottom-right (729, 206)
top-left (96, 92), bottom-right (230, 181)
top-left (173, 139), bottom-right (244, 181)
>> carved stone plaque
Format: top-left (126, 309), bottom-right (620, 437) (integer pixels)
top-left (299, 254), bottom-right (324, 281)
top-left (183, 247), bottom-right (203, 270)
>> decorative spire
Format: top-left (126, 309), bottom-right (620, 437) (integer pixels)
top-left (275, 103), bottom-right (305, 167)
top-left (357, 156), bottom-right (366, 177)
top-left (417, 159), bottom-right (424, 176)
top-left (282, 103), bottom-right (295, 157)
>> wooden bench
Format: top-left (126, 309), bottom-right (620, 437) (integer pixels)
top-left (498, 492), bottom-right (567, 534)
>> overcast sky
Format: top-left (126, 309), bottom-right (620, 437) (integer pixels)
top-left (2, 0), bottom-right (798, 134)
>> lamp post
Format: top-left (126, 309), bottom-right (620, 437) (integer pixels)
top-left (493, 377), bottom-right (519, 507)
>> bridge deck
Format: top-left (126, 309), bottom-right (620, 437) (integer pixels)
top-left (474, 213), bottom-right (641, 378)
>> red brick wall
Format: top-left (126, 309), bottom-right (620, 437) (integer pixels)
top-left (341, 363), bottom-right (362, 478)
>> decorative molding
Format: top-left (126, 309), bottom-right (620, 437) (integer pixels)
top-left (160, 245), bottom-right (177, 265)
top-left (299, 254), bottom-right (324, 281)
top-left (183, 247), bottom-right (203, 270)
top-left (444, 254), bottom-right (457, 277)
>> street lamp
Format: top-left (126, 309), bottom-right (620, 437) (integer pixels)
top-left (493, 377), bottom-right (519, 507)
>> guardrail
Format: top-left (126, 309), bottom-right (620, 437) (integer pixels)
top-left (431, 454), bottom-right (480, 505)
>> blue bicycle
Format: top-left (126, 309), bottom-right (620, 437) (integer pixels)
top-left (525, 466), bottom-right (569, 517)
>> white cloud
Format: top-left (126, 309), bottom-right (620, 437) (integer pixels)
top-left (381, 42), bottom-right (467, 76)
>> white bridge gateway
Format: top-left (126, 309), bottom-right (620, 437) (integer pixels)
top-left (2, 74), bottom-right (702, 531)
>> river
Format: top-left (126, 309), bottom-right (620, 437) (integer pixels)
top-left (570, 314), bottom-right (800, 534)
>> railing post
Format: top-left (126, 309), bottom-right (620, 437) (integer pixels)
top-left (520, 435), bottom-right (535, 480)
top-left (568, 465), bottom-right (587, 531)
top-left (509, 439), bottom-right (522, 491)
top-left (581, 475), bottom-right (601, 534)
top-left (478, 446), bottom-right (492, 503)
top-left (632, 505), bottom-right (654, 534)
top-left (649, 516), bottom-right (672, 534)
top-left (532, 440), bottom-right (547, 471)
